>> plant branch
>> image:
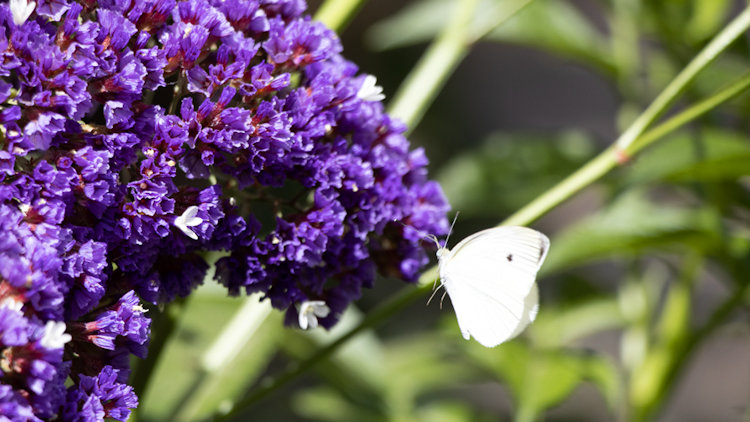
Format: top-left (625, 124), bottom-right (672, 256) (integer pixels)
top-left (614, 5), bottom-right (750, 150)
top-left (504, 70), bottom-right (750, 227)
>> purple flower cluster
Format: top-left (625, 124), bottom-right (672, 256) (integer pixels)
top-left (1, 0), bottom-right (449, 419)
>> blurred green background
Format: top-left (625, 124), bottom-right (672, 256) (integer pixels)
top-left (134, 1), bottom-right (750, 421)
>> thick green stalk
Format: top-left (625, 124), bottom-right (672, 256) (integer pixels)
top-left (314, 0), bottom-right (367, 31)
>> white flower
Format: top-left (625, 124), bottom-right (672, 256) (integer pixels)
top-left (40, 321), bottom-right (72, 350)
top-left (357, 75), bottom-right (385, 102)
top-left (10, 0), bottom-right (35, 26)
top-left (298, 300), bottom-right (330, 330)
top-left (174, 205), bottom-right (203, 240)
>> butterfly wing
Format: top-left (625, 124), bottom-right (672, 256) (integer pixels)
top-left (440, 226), bottom-right (549, 347)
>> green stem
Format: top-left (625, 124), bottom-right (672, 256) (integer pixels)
top-left (387, 0), bottom-right (479, 131)
top-left (313, 0), bottom-right (367, 32)
top-left (614, 5), bottom-right (750, 150)
top-left (211, 282), bottom-right (432, 421)
top-left (504, 70), bottom-right (750, 227)
top-left (629, 71), bottom-right (750, 154)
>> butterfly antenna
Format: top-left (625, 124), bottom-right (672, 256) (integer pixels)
top-left (444, 211), bottom-right (459, 248)
top-left (439, 290), bottom-right (448, 309)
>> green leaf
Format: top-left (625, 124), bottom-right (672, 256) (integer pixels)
top-left (626, 128), bottom-right (750, 184)
top-left (280, 307), bottom-right (388, 417)
top-left (542, 189), bottom-right (718, 273)
top-left (688, 0), bottom-right (733, 42)
top-left (290, 333), bottom-right (481, 421)
top-left (467, 342), bottom-right (619, 416)
top-left (530, 297), bottom-right (625, 348)
top-left (416, 401), bottom-right (496, 422)
top-left (366, 0), bottom-right (614, 73)
top-left (365, 0), bottom-right (453, 51)
top-left (293, 387), bottom-right (382, 422)
top-left (484, 0), bottom-right (614, 72)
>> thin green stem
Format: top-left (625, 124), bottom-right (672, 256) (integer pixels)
top-left (629, 71), bottom-right (750, 154)
top-left (614, 5), bottom-right (750, 150)
top-left (504, 70), bottom-right (750, 227)
top-left (501, 145), bottom-right (618, 227)
top-left (313, 0), bottom-right (367, 32)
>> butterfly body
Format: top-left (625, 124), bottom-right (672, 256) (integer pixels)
top-left (437, 226), bottom-right (550, 348)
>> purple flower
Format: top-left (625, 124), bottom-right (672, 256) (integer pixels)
top-left (63, 366), bottom-right (138, 422)
top-left (0, 0), bottom-right (450, 418)
top-left (0, 384), bottom-right (40, 422)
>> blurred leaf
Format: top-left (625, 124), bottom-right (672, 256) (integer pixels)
top-left (687, 0), bottom-right (733, 42)
top-left (467, 341), bottom-right (619, 416)
top-left (531, 296), bottom-right (625, 348)
top-left (367, 0), bottom-right (614, 73)
top-left (585, 353), bottom-right (623, 411)
top-left (289, 332), bottom-right (482, 421)
top-left (626, 128), bottom-right (750, 184)
top-left (485, 0), bottom-right (615, 73)
top-left (543, 189), bottom-right (718, 273)
top-left (415, 401), bottom-right (496, 422)
top-left (380, 336), bottom-right (477, 407)
top-left (644, 0), bottom-right (732, 45)
top-left (365, 0), bottom-right (453, 51)
top-left (293, 387), bottom-right (382, 422)
top-left (437, 131), bottom-right (596, 219)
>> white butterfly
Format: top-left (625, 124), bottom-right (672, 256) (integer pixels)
top-left (436, 226), bottom-right (550, 348)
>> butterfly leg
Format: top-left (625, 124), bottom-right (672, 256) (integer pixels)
top-left (439, 290), bottom-right (448, 309)
top-left (426, 284), bottom-right (442, 306)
